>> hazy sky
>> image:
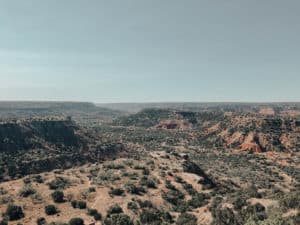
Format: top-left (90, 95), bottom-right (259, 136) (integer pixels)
top-left (0, 0), bottom-right (299, 103)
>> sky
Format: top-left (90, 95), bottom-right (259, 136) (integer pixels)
top-left (0, 0), bottom-right (299, 103)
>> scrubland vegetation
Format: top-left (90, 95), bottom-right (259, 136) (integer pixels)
top-left (0, 102), bottom-right (299, 224)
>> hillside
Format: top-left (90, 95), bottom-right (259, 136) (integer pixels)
top-left (0, 118), bottom-right (125, 182)
top-left (112, 108), bottom-right (300, 153)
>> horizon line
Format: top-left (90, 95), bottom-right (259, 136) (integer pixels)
top-left (0, 100), bottom-right (299, 104)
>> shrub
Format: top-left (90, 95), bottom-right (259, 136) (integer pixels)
top-left (77, 201), bottom-right (87, 209)
top-left (107, 204), bottom-right (123, 215)
top-left (0, 187), bottom-right (7, 195)
top-left (241, 203), bottom-right (266, 222)
top-left (279, 191), bottom-right (300, 210)
top-left (37, 217), bottom-right (46, 225)
top-left (142, 168), bottom-right (150, 175)
top-left (244, 185), bottom-right (262, 199)
top-left (33, 175), bottom-right (44, 183)
top-left (51, 191), bottom-right (64, 203)
top-left (188, 193), bottom-right (208, 208)
top-left (175, 176), bottom-right (184, 183)
top-left (176, 213), bottom-right (197, 225)
top-left (23, 177), bottom-right (31, 184)
top-left (125, 182), bottom-right (145, 195)
top-left (5, 204), bottom-right (25, 221)
top-left (87, 208), bottom-right (102, 221)
top-left (109, 188), bottom-right (125, 196)
top-left (140, 210), bottom-right (162, 224)
top-left (71, 200), bottom-right (86, 209)
top-left (31, 193), bottom-right (43, 203)
top-left (127, 201), bottom-right (138, 211)
top-left (212, 207), bottom-right (239, 225)
top-left (232, 197), bottom-right (247, 210)
top-left (182, 183), bottom-right (197, 195)
top-left (45, 205), bottom-right (58, 215)
top-left (162, 189), bottom-right (184, 206)
top-left (18, 184), bottom-right (36, 197)
top-left (103, 214), bottom-right (133, 225)
top-left (161, 211), bottom-right (173, 223)
top-left (48, 177), bottom-right (71, 190)
top-left (137, 200), bottom-right (153, 208)
top-left (103, 163), bottom-right (125, 170)
top-left (48, 222), bottom-right (68, 225)
top-left (88, 187), bottom-right (96, 193)
top-left (165, 180), bottom-right (177, 190)
top-left (69, 218), bottom-right (84, 225)
top-left (140, 175), bottom-right (157, 188)
top-left (93, 171), bottom-right (120, 185)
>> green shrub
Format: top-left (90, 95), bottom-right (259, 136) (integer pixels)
top-left (125, 182), bottom-right (146, 195)
top-left (33, 175), bottom-right (44, 183)
top-left (162, 189), bottom-right (184, 206)
top-left (127, 201), bottom-right (138, 211)
top-left (87, 208), bottom-right (102, 221)
top-left (241, 203), bottom-right (266, 222)
top-left (51, 191), bottom-right (64, 203)
top-left (103, 214), bottom-right (133, 225)
top-left (175, 176), bottom-right (184, 183)
top-left (88, 187), bottom-right (96, 193)
top-left (212, 207), bottom-right (239, 225)
top-left (182, 183), bottom-right (197, 195)
top-left (279, 191), bottom-right (300, 210)
top-left (140, 210), bottom-right (162, 224)
top-left (165, 180), bottom-right (177, 190)
top-left (31, 193), bottom-right (43, 203)
top-left (77, 201), bottom-right (87, 209)
top-left (244, 185), bottom-right (262, 199)
top-left (137, 200), bottom-right (153, 208)
top-left (71, 200), bottom-right (86, 209)
top-left (232, 197), bottom-right (247, 210)
top-left (5, 204), bottom-right (25, 221)
top-left (107, 204), bottom-right (123, 215)
top-left (103, 163), bottom-right (125, 170)
top-left (109, 188), bottom-right (125, 196)
top-left (18, 184), bottom-right (36, 197)
top-left (176, 213), bottom-right (197, 225)
top-left (144, 179), bottom-right (156, 189)
top-left (37, 217), bottom-right (46, 225)
top-left (188, 193), bottom-right (208, 208)
top-left (45, 205), bottom-right (58, 215)
top-left (0, 187), bottom-right (8, 195)
top-left (48, 222), bottom-right (68, 225)
top-left (48, 177), bottom-right (71, 190)
top-left (68, 218), bottom-right (84, 225)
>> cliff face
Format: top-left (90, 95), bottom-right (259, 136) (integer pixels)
top-left (0, 119), bottom-right (81, 152)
